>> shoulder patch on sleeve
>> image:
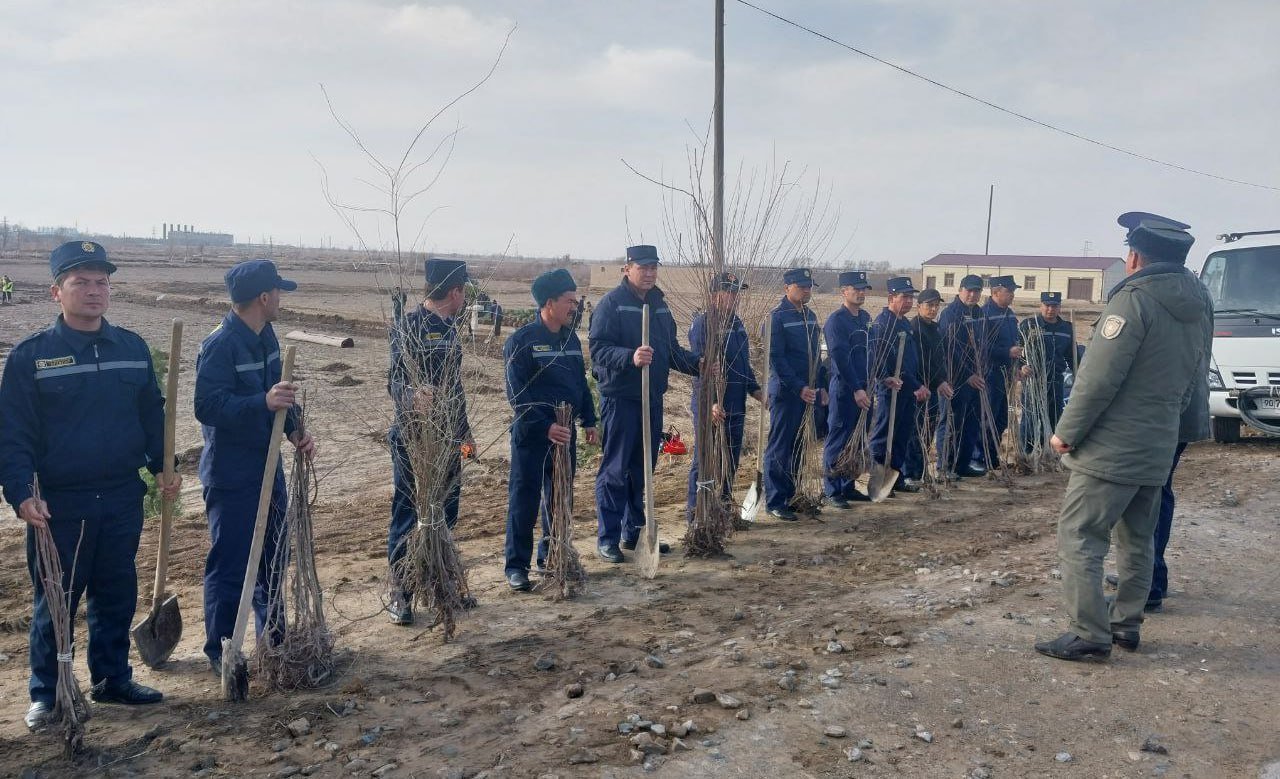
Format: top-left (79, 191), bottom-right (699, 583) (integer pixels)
top-left (1100, 315), bottom-right (1126, 339)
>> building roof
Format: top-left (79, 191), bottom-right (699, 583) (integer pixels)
top-left (922, 253), bottom-right (1123, 271)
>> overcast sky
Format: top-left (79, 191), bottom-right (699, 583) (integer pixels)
top-left (2, 0), bottom-right (1277, 267)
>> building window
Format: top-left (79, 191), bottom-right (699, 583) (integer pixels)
top-left (1023, 276), bottom-right (1036, 291)
top-left (943, 272), bottom-right (955, 287)
top-left (925, 276), bottom-right (937, 290)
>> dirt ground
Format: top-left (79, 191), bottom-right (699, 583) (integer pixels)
top-left (0, 249), bottom-right (1277, 779)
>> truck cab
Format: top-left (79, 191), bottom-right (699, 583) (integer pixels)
top-left (1195, 230), bottom-right (1280, 442)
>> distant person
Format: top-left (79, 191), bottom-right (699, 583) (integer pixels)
top-left (0, 241), bottom-right (178, 730)
top-left (490, 299), bottom-right (504, 342)
top-left (1, 274), bottom-right (13, 303)
top-left (386, 258), bottom-right (475, 623)
top-left (903, 288), bottom-right (953, 489)
top-left (589, 245), bottom-right (700, 562)
top-left (571, 296), bottom-right (586, 330)
top-left (1035, 212), bottom-right (1212, 662)
top-left (869, 277), bottom-right (929, 495)
top-left (821, 271), bottom-right (873, 506)
top-left (935, 275), bottom-right (988, 478)
top-left (1017, 292), bottom-right (1073, 453)
top-left (195, 260), bottom-right (315, 676)
top-left (502, 269), bottom-right (597, 591)
top-left (977, 275), bottom-right (1022, 468)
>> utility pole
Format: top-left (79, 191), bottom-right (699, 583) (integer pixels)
top-left (712, 0), bottom-right (725, 273)
top-left (984, 184), bottom-right (994, 255)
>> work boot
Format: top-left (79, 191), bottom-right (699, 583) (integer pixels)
top-left (1112, 630), bottom-right (1140, 652)
top-left (1033, 633), bottom-right (1111, 662)
top-left (620, 539), bottom-right (670, 554)
top-left (506, 569), bottom-right (531, 592)
top-left (597, 544), bottom-right (625, 564)
top-left (768, 508), bottom-right (799, 521)
top-left (844, 489), bottom-right (872, 502)
top-left (388, 591), bottom-right (414, 626)
top-left (895, 476), bottom-right (922, 493)
top-left (24, 701), bottom-right (52, 731)
top-left (957, 461), bottom-right (987, 477)
top-left (90, 679), bottom-right (163, 705)
top-left (827, 496), bottom-right (852, 510)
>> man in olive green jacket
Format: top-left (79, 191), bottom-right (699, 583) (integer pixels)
top-left (1035, 212), bottom-right (1213, 662)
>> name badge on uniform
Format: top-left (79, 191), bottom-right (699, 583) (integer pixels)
top-left (426, 332), bottom-right (443, 340)
top-left (532, 344), bottom-right (551, 352)
top-left (1100, 315), bottom-right (1126, 339)
top-left (35, 356), bottom-right (76, 370)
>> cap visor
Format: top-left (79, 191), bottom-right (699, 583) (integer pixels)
top-left (278, 278), bottom-right (298, 292)
top-left (61, 258), bottom-right (117, 275)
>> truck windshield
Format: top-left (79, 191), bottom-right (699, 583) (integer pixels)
top-left (1201, 246), bottom-right (1280, 315)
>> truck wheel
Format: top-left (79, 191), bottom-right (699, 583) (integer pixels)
top-left (1212, 416), bottom-right (1241, 444)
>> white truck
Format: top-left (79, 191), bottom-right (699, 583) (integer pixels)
top-left (1194, 230), bottom-right (1280, 442)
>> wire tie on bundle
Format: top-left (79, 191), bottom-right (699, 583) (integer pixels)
top-left (57, 652), bottom-right (73, 663)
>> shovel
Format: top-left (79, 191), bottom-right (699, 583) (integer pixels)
top-left (739, 318), bottom-right (772, 522)
top-left (636, 305), bottom-right (661, 579)
top-left (868, 331), bottom-right (907, 503)
top-left (223, 346), bottom-right (296, 701)
top-left (132, 319), bottom-right (184, 668)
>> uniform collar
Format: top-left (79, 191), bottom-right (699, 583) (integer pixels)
top-left (531, 314), bottom-right (569, 342)
top-left (1106, 262), bottom-right (1188, 300)
top-left (225, 310), bottom-right (276, 346)
top-left (618, 278), bottom-right (663, 305)
top-left (53, 314), bottom-right (120, 352)
top-left (416, 303), bottom-right (455, 327)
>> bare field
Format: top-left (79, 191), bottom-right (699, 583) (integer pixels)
top-left (0, 249), bottom-right (1276, 779)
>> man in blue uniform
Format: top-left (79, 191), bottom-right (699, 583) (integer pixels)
top-left (936, 275), bottom-right (989, 478)
top-left (977, 275), bottom-right (1023, 468)
top-left (869, 277), bottom-right (930, 493)
top-left (821, 271), bottom-right (873, 507)
top-left (590, 245), bottom-right (700, 562)
top-left (1, 241), bottom-right (178, 729)
top-left (764, 268), bottom-right (828, 521)
top-left (1017, 292), bottom-right (1073, 453)
top-left (386, 258), bottom-right (474, 622)
top-left (502, 269), bottom-right (598, 591)
top-left (686, 272), bottom-right (762, 517)
top-left (195, 259), bottom-right (315, 673)
top-left (902, 288), bottom-right (954, 489)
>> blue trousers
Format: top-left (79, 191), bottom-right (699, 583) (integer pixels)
top-left (977, 368), bottom-right (1010, 466)
top-left (506, 434), bottom-right (574, 574)
top-left (903, 394), bottom-right (941, 480)
top-left (27, 482), bottom-right (144, 704)
top-left (764, 394), bottom-right (809, 511)
top-left (870, 387), bottom-right (915, 472)
top-left (595, 396), bottom-right (662, 546)
top-left (822, 386), bottom-right (867, 498)
top-left (936, 384), bottom-right (981, 472)
top-left (388, 428), bottom-right (461, 589)
top-left (686, 409), bottom-right (746, 511)
top-left (1150, 442), bottom-right (1187, 603)
top-left (203, 480), bottom-right (287, 663)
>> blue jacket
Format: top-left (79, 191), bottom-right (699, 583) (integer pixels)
top-left (1018, 314), bottom-right (1073, 384)
top-left (870, 308), bottom-right (922, 396)
top-left (194, 311), bottom-right (299, 490)
top-left (689, 311), bottom-right (760, 415)
top-left (767, 297), bottom-right (826, 399)
top-left (388, 304), bottom-right (473, 441)
top-left (981, 299), bottom-right (1019, 373)
top-left (823, 306), bottom-right (871, 395)
top-left (503, 318), bottom-right (597, 445)
top-left (0, 316), bottom-right (165, 508)
top-left (937, 296), bottom-right (988, 381)
top-left (588, 280), bottom-right (699, 402)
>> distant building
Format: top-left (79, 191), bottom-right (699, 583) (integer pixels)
top-left (164, 223), bottom-right (234, 247)
top-left (919, 254), bottom-right (1125, 304)
top-left (586, 263), bottom-right (896, 295)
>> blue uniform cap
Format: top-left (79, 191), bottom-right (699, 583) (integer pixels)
top-left (424, 258), bottom-right (469, 289)
top-left (886, 276), bottom-right (917, 295)
top-left (1041, 291), bottom-right (1063, 305)
top-left (990, 275), bottom-right (1020, 290)
top-left (709, 271), bottom-right (747, 292)
top-left (50, 240), bottom-right (116, 278)
top-left (783, 268), bottom-right (816, 287)
top-left (917, 288), bottom-right (942, 304)
top-left (959, 274), bottom-right (983, 291)
top-left (838, 270), bottom-right (872, 290)
top-left (532, 267), bottom-right (577, 307)
top-left (225, 259), bottom-right (297, 303)
top-left (625, 245), bottom-right (661, 265)
top-left (1118, 212), bottom-right (1194, 265)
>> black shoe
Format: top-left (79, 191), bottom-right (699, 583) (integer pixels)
top-left (90, 679), bottom-right (163, 705)
top-left (619, 539), bottom-right (671, 554)
top-left (956, 463), bottom-right (987, 478)
top-left (388, 592), bottom-right (414, 626)
top-left (768, 508), bottom-right (798, 521)
top-left (1104, 572), bottom-right (1119, 587)
top-left (208, 655), bottom-right (222, 678)
top-left (461, 595), bottom-right (479, 610)
top-left (24, 701), bottom-right (52, 731)
top-left (597, 544), bottom-right (625, 563)
top-left (1112, 630), bottom-right (1140, 651)
top-left (506, 569), bottom-right (532, 592)
top-left (1144, 600), bottom-right (1163, 614)
top-left (827, 497), bottom-right (852, 509)
top-left (844, 490), bottom-right (872, 502)
top-left (1033, 633), bottom-right (1111, 662)
top-left (895, 477), bottom-right (922, 493)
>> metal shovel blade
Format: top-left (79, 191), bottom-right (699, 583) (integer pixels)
top-left (739, 473), bottom-right (763, 523)
top-left (867, 462), bottom-right (898, 503)
top-left (131, 594), bottom-right (182, 668)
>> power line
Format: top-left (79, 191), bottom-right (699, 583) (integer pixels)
top-left (733, 0), bottom-right (1280, 193)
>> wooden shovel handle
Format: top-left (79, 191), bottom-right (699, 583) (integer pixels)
top-left (640, 305), bottom-right (654, 529)
top-left (756, 318), bottom-right (771, 469)
top-left (152, 319), bottom-right (182, 604)
top-left (227, 346), bottom-right (296, 652)
top-left (883, 330), bottom-right (908, 464)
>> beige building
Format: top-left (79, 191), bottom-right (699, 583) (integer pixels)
top-left (919, 254), bottom-right (1124, 303)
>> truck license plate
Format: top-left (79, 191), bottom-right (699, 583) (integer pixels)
top-left (1257, 398), bottom-right (1280, 411)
